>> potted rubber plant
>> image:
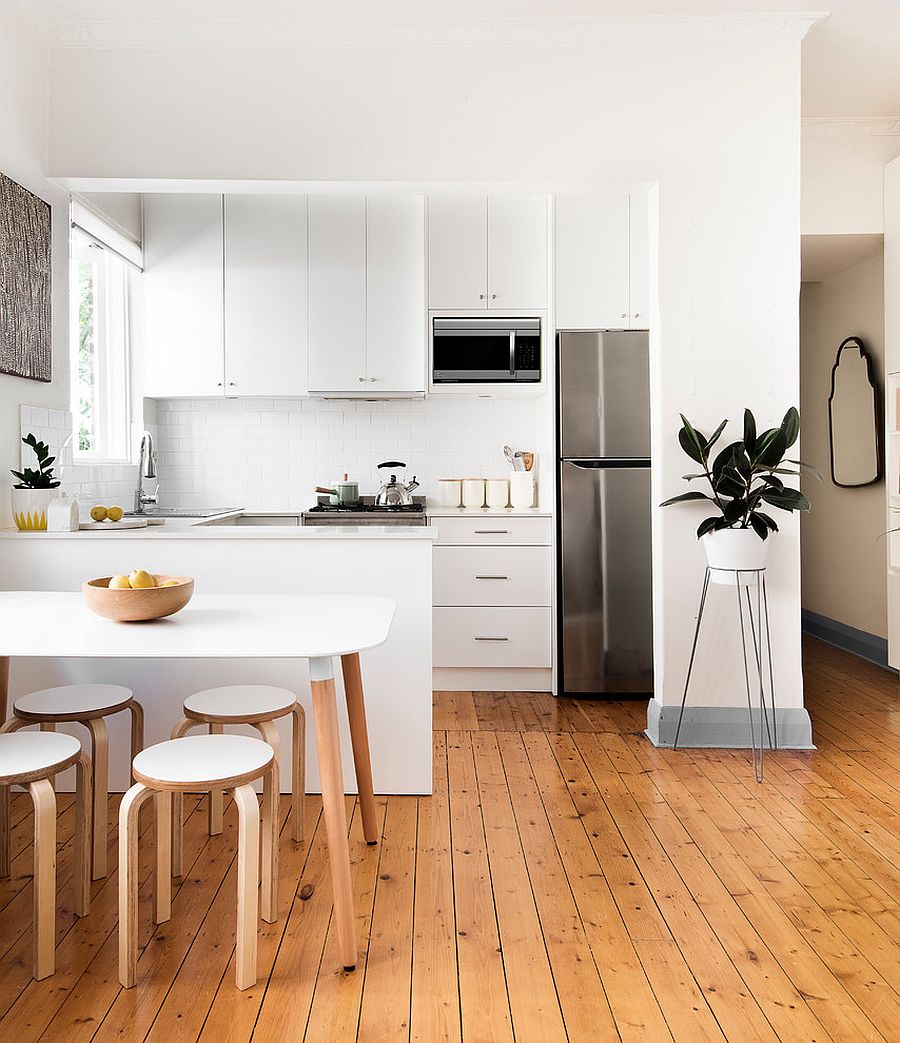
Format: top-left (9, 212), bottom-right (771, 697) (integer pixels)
top-left (661, 407), bottom-right (816, 574)
top-left (10, 433), bottom-right (61, 530)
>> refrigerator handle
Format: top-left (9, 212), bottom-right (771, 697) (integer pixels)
top-left (564, 458), bottom-right (651, 469)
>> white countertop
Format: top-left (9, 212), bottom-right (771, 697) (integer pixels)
top-left (0, 522), bottom-right (435, 540)
top-left (426, 507), bottom-right (552, 517)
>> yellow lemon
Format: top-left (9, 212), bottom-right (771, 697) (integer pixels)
top-left (109, 574), bottom-right (132, 589)
top-left (107, 506), bottom-right (124, 522)
top-left (159, 579), bottom-right (179, 587)
top-left (90, 505), bottom-right (108, 522)
top-left (129, 569), bottom-right (157, 589)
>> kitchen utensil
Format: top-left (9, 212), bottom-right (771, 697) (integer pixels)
top-left (437, 479), bottom-right (462, 508)
top-left (82, 575), bottom-right (194, 621)
top-left (485, 478), bottom-right (509, 508)
top-left (462, 478), bottom-right (486, 509)
top-left (510, 472), bottom-right (535, 509)
top-left (314, 474), bottom-right (359, 506)
top-left (503, 445), bottom-right (516, 469)
top-left (521, 452), bottom-right (534, 472)
top-left (375, 461), bottom-right (420, 507)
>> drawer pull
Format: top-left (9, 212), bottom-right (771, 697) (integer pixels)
top-left (475, 636), bottom-right (509, 641)
top-left (475, 575), bottom-right (509, 580)
top-left (474, 529), bottom-right (509, 534)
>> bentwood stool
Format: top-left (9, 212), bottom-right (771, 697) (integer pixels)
top-left (0, 732), bottom-right (91, 979)
top-left (119, 734), bottom-right (275, 991)
top-left (1, 685), bottom-right (144, 878)
top-left (169, 685), bottom-right (305, 919)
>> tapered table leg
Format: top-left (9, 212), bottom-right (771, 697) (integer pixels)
top-left (340, 652), bottom-right (378, 844)
top-left (310, 658), bottom-right (356, 970)
top-left (0, 656), bottom-right (9, 877)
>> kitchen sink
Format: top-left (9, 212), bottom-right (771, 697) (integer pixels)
top-left (124, 507), bottom-right (240, 519)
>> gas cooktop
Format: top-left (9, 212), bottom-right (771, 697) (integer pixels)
top-left (305, 496), bottom-right (425, 514)
top-left (301, 496), bottom-right (427, 525)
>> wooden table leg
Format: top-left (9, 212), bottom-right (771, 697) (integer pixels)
top-left (0, 656), bottom-right (9, 724)
top-left (0, 656), bottom-right (9, 875)
top-left (310, 658), bottom-right (356, 970)
top-left (340, 652), bottom-right (378, 845)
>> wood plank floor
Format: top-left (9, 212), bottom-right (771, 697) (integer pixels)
top-left (0, 636), bottom-right (898, 1042)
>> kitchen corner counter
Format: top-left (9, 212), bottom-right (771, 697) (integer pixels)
top-left (0, 523), bottom-right (435, 540)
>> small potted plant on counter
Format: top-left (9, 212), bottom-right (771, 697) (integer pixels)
top-left (661, 407), bottom-right (818, 576)
top-left (10, 433), bottom-right (61, 531)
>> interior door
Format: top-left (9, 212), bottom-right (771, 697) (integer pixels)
top-left (224, 194), bottom-right (308, 396)
top-left (628, 190), bottom-right (650, 329)
top-left (366, 196), bottom-right (426, 392)
top-left (487, 195), bottom-right (548, 310)
top-left (427, 195), bottom-right (487, 309)
top-left (308, 196), bottom-right (367, 393)
top-left (885, 156), bottom-right (900, 668)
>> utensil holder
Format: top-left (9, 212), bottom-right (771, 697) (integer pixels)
top-left (509, 473), bottom-right (535, 509)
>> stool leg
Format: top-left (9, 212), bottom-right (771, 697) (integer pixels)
top-left (311, 669), bottom-right (357, 970)
top-left (129, 700), bottom-right (145, 764)
top-left (0, 716), bottom-right (29, 879)
top-left (254, 720), bottom-right (280, 924)
top-left (291, 704), bottom-right (306, 843)
top-left (209, 723), bottom-right (224, 836)
top-left (232, 783), bottom-right (260, 991)
top-left (73, 752), bottom-right (92, 917)
top-left (86, 717), bottom-right (109, 880)
top-left (29, 777), bottom-right (56, 981)
top-left (154, 791), bottom-right (172, 924)
top-left (169, 718), bottom-right (197, 878)
top-left (341, 653), bottom-right (377, 845)
top-left (119, 783), bottom-right (152, 988)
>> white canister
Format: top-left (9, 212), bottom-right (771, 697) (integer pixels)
top-left (437, 479), bottom-right (462, 508)
top-left (509, 472), bottom-right (535, 510)
top-left (485, 478), bottom-right (509, 508)
top-left (462, 478), bottom-right (486, 509)
top-left (47, 492), bottom-right (79, 531)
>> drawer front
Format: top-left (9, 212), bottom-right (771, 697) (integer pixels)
top-left (434, 607), bottom-right (552, 667)
top-left (431, 516), bottom-right (552, 547)
top-left (434, 547), bottom-right (550, 607)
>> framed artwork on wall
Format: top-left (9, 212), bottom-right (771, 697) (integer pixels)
top-left (0, 172), bottom-right (52, 382)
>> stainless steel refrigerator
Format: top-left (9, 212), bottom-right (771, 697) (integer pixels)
top-left (557, 331), bottom-right (653, 696)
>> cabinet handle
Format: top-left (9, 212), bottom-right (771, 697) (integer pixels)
top-left (621, 313), bottom-right (627, 319)
top-left (369, 377), bottom-right (378, 382)
top-left (479, 294), bottom-right (486, 300)
top-left (475, 575), bottom-right (509, 580)
top-left (474, 529), bottom-right (509, 534)
top-left (475, 636), bottom-right (509, 642)
top-left (216, 382), bottom-right (223, 387)
top-left (633, 313), bottom-right (640, 319)
top-left (228, 381), bottom-right (236, 387)
top-left (491, 293), bottom-right (497, 300)
top-left (358, 376), bottom-right (366, 382)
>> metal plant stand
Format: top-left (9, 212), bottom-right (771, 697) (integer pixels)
top-left (673, 567), bottom-right (777, 782)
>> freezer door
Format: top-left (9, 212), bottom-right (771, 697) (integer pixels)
top-left (560, 460), bottom-right (653, 695)
top-left (558, 331), bottom-right (650, 459)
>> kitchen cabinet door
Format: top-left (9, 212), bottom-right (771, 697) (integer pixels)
top-left (628, 190), bottom-right (650, 329)
top-left (224, 195), bottom-right (308, 396)
top-left (427, 195), bottom-right (488, 309)
top-left (556, 192), bottom-right (629, 331)
top-left (366, 196), bottom-right (426, 392)
top-left (142, 194), bottom-right (224, 397)
top-left (487, 195), bottom-right (548, 310)
top-left (308, 196), bottom-right (367, 393)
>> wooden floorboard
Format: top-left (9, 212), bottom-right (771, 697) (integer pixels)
top-left (0, 636), bottom-right (897, 1041)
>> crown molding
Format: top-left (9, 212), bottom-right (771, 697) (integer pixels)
top-left (3, 8), bottom-right (827, 50)
top-left (802, 116), bottom-right (900, 136)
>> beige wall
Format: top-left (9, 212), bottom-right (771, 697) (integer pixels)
top-left (800, 252), bottom-right (886, 637)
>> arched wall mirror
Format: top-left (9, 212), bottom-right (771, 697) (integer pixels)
top-left (828, 335), bottom-right (882, 488)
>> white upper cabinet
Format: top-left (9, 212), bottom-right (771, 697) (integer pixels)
top-left (428, 195), bottom-right (548, 311)
top-left (427, 196), bottom-right (488, 309)
top-left (307, 196), bottom-right (367, 393)
top-left (366, 196), bottom-right (426, 392)
top-left (142, 194), bottom-right (224, 397)
top-left (224, 195), bottom-right (308, 397)
top-left (556, 190), bottom-right (650, 331)
top-left (487, 196), bottom-right (548, 310)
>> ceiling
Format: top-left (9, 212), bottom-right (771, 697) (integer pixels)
top-left (800, 233), bottom-right (884, 282)
top-left (11, 0), bottom-right (900, 117)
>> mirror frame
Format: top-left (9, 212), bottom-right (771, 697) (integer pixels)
top-left (827, 335), bottom-right (883, 488)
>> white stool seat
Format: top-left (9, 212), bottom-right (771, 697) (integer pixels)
top-left (133, 735), bottom-right (274, 791)
top-left (0, 732), bottom-right (82, 784)
top-left (183, 685), bottom-right (296, 724)
top-left (14, 684), bottom-right (134, 721)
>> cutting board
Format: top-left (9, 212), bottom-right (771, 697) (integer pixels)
top-left (78, 518), bottom-right (149, 531)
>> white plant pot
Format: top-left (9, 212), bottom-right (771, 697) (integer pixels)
top-left (11, 488), bottom-right (57, 531)
top-left (702, 527), bottom-right (770, 585)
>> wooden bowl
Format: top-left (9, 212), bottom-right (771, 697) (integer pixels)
top-left (82, 575), bottom-right (194, 622)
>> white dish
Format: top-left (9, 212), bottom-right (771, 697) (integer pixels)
top-left (79, 518), bottom-right (149, 530)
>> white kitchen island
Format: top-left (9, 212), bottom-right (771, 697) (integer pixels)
top-left (0, 522), bottom-right (433, 794)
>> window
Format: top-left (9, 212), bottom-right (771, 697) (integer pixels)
top-left (69, 227), bottom-right (132, 461)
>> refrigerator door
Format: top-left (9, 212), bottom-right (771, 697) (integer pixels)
top-left (558, 331), bottom-right (650, 459)
top-left (560, 460), bottom-right (653, 695)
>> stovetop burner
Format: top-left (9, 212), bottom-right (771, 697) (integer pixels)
top-left (305, 496), bottom-right (425, 514)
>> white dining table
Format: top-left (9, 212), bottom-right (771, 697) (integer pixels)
top-left (0, 590), bottom-right (396, 971)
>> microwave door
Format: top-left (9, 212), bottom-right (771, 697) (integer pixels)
top-left (433, 328), bottom-right (515, 382)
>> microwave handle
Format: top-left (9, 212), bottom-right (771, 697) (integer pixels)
top-left (509, 331), bottom-right (516, 376)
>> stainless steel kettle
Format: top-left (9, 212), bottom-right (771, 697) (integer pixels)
top-left (375, 461), bottom-right (419, 506)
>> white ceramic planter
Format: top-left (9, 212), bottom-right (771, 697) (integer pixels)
top-left (702, 527), bottom-right (770, 584)
top-left (11, 488), bottom-right (57, 531)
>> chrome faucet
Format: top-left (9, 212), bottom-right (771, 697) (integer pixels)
top-left (134, 430), bottom-right (159, 514)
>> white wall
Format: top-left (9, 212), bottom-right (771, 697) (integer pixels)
top-left (0, 5), bottom-right (70, 529)
top-left (47, 23), bottom-right (808, 711)
top-left (800, 253), bottom-right (887, 638)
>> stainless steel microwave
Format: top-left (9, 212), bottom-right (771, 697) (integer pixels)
top-left (432, 317), bottom-right (541, 383)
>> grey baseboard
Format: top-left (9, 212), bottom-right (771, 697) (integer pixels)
top-left (801, 610), bottom-right (893, 670)
top-left (645, 698), bottom-right (815, 750)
